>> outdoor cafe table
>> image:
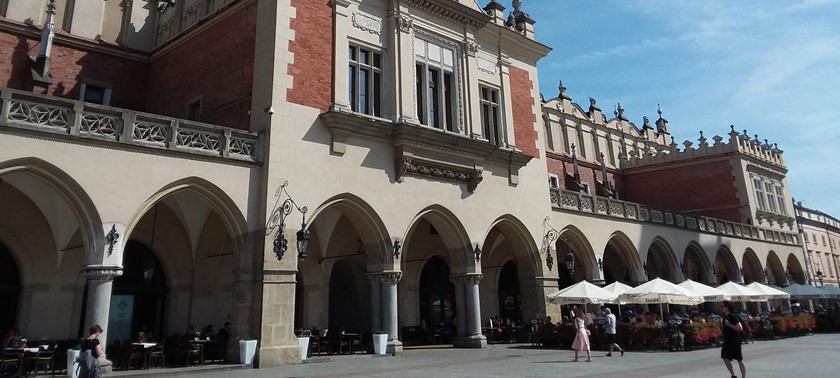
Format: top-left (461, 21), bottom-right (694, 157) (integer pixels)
top-left (131, 342), bottom-right (156, 369)
top-left (4, 348), bottom-right (39, 376)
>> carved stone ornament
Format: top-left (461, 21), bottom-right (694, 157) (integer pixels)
top-left (83, 266), bottom-right (123, 281)
top-left (476, 57), bottom-right (498, 75)
top-left (450, 274), bottom-right (483, 285)
top-left (463, 41), bottom-right (478, 57)
top-left (352, 11), bottom-right (382, 35)
top-left (397, 14), bottom-right (413, 33)
top-left (369, 271), bottom-right (403, 284)
top-left (474, 244), bottom-right (481, 262)
top-left (397, 157), bottom-right (484, 193)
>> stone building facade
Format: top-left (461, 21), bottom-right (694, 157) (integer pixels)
top-left (796, 202), bottom-right (840, 287)
top-left (0, 0), bottom-right (812, 367)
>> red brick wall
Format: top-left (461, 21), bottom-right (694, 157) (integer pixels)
top-left (509, 66), bottom-right (538, 158)
top-left (621, 160), bottom-right (742, 222)
top-left (0, 27), bottom-right (147, 110)
top-left (287, 0), bottom-right (333, 111)
top-left (546, 153), bottom-right (615, 192)
top-left (146, 3), bottom-right (257, 130)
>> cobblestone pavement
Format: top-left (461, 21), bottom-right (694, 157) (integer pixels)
top-left (201, 334), bottom-right (837, 378)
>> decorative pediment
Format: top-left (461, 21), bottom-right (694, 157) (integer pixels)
top-left (320, 110), bottom-right (533, 193)
top-left (404, 0), bottom-right (491, 29)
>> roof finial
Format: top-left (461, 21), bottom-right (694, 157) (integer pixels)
top-left (657, 104), bottom-right (663, 118)
top-left (559, 80), bottom-right (566, 96)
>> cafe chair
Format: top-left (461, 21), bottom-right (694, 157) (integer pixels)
top-left (126, 344), bottom-right (147, 370)
top-left (313, 329), bottom-right (330, 356)
top-left (148, 344), bottom-right (165, 368)
top-left (185, 341), bottom-right (203, 367)
top-left (31, 343), bottom-right (57, 376)
top-left (0, 348), bottom-right (22, 376)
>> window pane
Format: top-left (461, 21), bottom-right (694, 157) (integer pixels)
top-left (492, 106), bottom-right (501, 145)
top-left (414, 39), bottom-right (426, 57)
top-left (416, 64), bottom-right (424, 122)
top-left (349, 46), bottom-right (356, 61)
top-left (360, 49), bottom-right (369, 65)
top-left (348, 66), bottom-right (356, 111)
top-left (428, 69), bottom-right (439, 128)
top-left (442, 47), bottom-right (453, 67)
top-left (84, 86), bottom-right (106, 104)
top-left (373, 53), bottom-right (381, 69)
top-left (428, 43), bottom-right (441, 62)
top-left (444, 73), bottom-right (453, 132)
top-left (360, 68), bottom-right (368, 114)
top-left (373, 72), bottom-right (381, 117)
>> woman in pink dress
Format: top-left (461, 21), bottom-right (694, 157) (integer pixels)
top-left (571, 308), bottom-right (592, 362)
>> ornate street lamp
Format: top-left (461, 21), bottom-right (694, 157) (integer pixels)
top-left (266, 180), bottom-right (309, 260)
top-left (815, 270), bottom-right (825, 287)
top-left (564, 248), bottom-right (576, 277)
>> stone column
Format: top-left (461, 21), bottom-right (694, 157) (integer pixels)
top-left (450, 276), bottom-right (467, 347)
top-left (368, 274), bottom-right (382, 333)
top-left (83, 266), bottom-right (122, 350)
top-left (378, 271), bottom-right (403, 355)
top-left (462, 274), bottom-right (486, 348)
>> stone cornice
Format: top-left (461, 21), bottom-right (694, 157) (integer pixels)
top-left (404, 0), bottom-right (491, 29)
top-left (320, 110), bottom-right (533, 192)
top-left (83, 266), bottom-right (123, 281)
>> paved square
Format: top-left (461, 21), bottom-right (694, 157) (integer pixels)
top-left (199, 334), bottom-right (837, 377)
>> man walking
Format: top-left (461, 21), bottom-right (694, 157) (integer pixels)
top-left (604, 308), bottom-right (624, 357)
top-left (720, 301), bottom-right (746, 378)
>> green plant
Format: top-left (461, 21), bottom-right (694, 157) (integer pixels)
top-left (373, 330), bottom-right (386, 334)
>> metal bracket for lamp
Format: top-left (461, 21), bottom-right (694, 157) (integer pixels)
top-left (541, 216), bottom-right (558, 271)
top-left (265, 180), bottom-right (310, 260)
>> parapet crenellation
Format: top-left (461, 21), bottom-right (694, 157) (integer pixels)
top-left (620, 125), bottom-right (785, 169)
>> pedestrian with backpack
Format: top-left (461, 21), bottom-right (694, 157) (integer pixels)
top-left (77, 325), bottom-right (104, 378)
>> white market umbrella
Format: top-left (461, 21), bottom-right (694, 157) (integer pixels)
top-left (781, 283), bottom-right (829, 300)
top-left (603, 281), bottom-right (634, 296)
top-left (547, 280), bottom-right (618, 305)
top-left (679, 279), bottom-right (729, 302)
top-left (716, 282), bottom-right (766, 302)
top-left (619, 278), bottom-right (703, 305)
top-left (745, 282), bottom-right (790, 300)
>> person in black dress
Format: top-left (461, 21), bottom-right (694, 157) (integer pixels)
top-left (80, 325), bottom-right (104, 377)
top-left (720, 301), bottom-right (746, 378)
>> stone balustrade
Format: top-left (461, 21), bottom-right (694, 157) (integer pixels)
top-left (551, 188), bottom-right (800, 246)
top-left (0, 87), bottom-right (260, 163)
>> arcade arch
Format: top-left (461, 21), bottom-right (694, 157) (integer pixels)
top-left (682, 242), bottom-right (711, 284)
top-left (741, 249), bottom-right (765, 284)
top-left (786, 254), bottom-right (806, 284)
top-left (601, 232), bottom-right (641, 285)
top-left (645, 238), bottom-right (678, 281)
top-left (766, 251), bottom-right (786, 285)
top-left (555, 226), bottom-right (596, 288)
top-left (715, 246), bottom-right (740, 284)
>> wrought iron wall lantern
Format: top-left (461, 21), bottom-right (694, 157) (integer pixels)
top-left (265, 180), bottom-right (310, 261)
top-left (597, 258), bottom-right (603, 270)
top-left (564, 245), bottom-right (575, 276)
top-left (157, 0), bottom-right (176, 13)
top-left (815, 269), bottom-right (825, 286)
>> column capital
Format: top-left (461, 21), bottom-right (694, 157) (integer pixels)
top-left (450, 274), bottom-right (483, 285)
top-left (83, 265), bottom-right (123, 281)
top-left (368, 271), bottom-right (403, 284)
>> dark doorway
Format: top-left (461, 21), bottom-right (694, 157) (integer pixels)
top-left (497, 261), bottom-right (521, 323)
top-left (328, 258), bottom-right (369, 333)
top-left (111, 240), bottom-right (167, 342)
top-left (0, 242), bottom-right (20, 334)
top-left (419, 256), bottom-right (455, 330)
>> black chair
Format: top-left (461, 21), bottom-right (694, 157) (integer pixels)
top-left (29, 343), bottom-right (57, 376)
top-left (0, 348), bottom-right (22, 376)
top-left (147, 344), bottom-right (165, 368)
top-left (313, 329), bottom-right (330, 356)
top-left (125, 344), bottom-right (147, 370)
top-left (184, 340), bottom-right (203, 367)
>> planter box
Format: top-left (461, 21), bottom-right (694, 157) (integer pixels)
top-left (372, 333), bottom-right (388, 355)
top-left (239, 340), bottom-right (258, 365)
top-left (67, 349), bottom-right (80, 378)
top-left (298, 336), bottom-right (310, 360)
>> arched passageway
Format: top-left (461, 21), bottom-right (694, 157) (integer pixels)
top-left (766, 252), bottom-right (786, 285)
top-left (419, 256), bottom-right (455, 331)
top-left (601, 233), bottom-right (640, 285)
top-left (715, 247), bottom-right (740, 284)
top-left (645, 238), bottom-right (678, 281)
top-left (741, 249), bottom-right (764, 284)
top-left (0, 243), bottom-right (20, 333)
top-left (328, 257), bottom-right (370, 332)
top-left (786, 254), bottom-right (807, 284)
top-left (497, 261), bottom-right (521, 323)
top-left (110, 241), bottom-right (167, 342)
top-left (683, 243), bottom-right (710, 283)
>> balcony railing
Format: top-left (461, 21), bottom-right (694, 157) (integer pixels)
top-left (0, 87), bottom-right (260, 163)
top-left (550, 188), bottom-right (800, 246)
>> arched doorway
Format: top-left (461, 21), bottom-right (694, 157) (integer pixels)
top-left (602, 234), bottom-right (640, 285)
top-left (419, 256), bottom-right (455, 330)
top-left (111, 241), bottom-right (167, 342)
top-left (497, 261), bottom-right (521, 323)
top-left (683, 243), bottom-right (710, 283)
top-left (0, 243), bottom-right (20, 333)
top-left (742, 249), bottom-right (764, 284)
top-left (786, 254), bottom-right (806, 284)
top-left (646, 239), bottom-right (677, 281)
top-left (715, 247), bottom-right (739, 284)
top-left (328, 257), bottom-right (370, 332)
top-left (766, 252), bottom-right (786, 285)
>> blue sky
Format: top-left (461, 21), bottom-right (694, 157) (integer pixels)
top-left (523, 0), bottom-right (840, 218)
